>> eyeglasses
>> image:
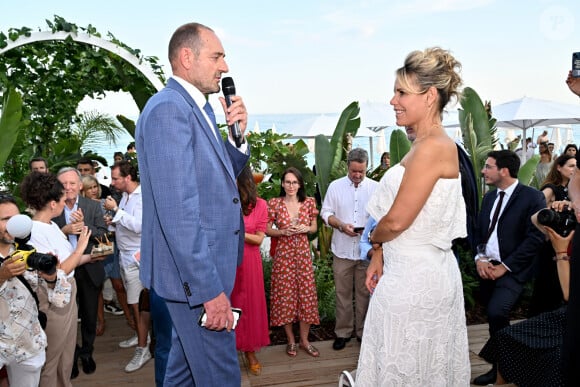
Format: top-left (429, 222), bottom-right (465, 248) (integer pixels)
top-left (483, 164), bottom-right (497, 170)
top-left (283, 181), bottom-right (300, 186)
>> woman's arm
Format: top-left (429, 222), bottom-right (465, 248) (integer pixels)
top-left (542, 186), bottom-right (555, 207)
top-left (544, 227), bottom-right (573, 301)
top-left (245, 231), bottom-right (265, 245)
top-left (373, 138), bottom-right (456, 243)
top-left (59, 227), bottom-right (92, 275)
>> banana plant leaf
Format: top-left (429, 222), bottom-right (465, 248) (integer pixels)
top-left (389, 129), bottom-right (411, 165)
top-left (0, 88), bottom-right (23, 171)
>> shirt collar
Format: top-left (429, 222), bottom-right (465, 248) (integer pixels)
top-left (172, 75), bottom-right (208, 111)
top-left (499, 180), bottom-right (518, 199)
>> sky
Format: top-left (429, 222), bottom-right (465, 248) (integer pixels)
top-left (1, 0), bottom-right (579, 118)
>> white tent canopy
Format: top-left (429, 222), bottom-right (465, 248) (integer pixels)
top-left (493, 97), bottom-right (580, 162)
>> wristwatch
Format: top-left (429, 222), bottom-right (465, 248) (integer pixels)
top-left (338, 223), bottom-right (343, 232)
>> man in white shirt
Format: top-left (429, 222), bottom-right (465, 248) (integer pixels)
top-left (104, 161), bottom-right (150, 373)
top-left (321, 148), bottom-right (378, 350)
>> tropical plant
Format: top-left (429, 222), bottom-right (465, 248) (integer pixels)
top-left (458, 88), bottom-right (497, 202)
top-left (314, 101), bottom-right (361, 200)
top-left (0, 15), bottom-right (163, 189)
top-left (313, 102), bottom-right (361, 261)
top-left (0, 88), bottom-right (24, 176)
top-left (388, 129), bottom-right (411, 165)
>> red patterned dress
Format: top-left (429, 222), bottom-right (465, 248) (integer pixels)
top-left (267, 197), bottom-right (320, 327)
top-left (230, 198), bottom-right (270, 352)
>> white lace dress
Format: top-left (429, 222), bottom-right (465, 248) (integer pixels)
top-left (356, 164), bottom-right (470, 387)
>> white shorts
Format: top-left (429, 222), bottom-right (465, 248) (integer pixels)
top-left (120, 264), bottom-right (144, 305)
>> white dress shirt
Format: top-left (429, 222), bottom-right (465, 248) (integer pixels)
top-left (485, 180), bottom-right (518, 271)
top-left (172, 75), bottom-right (248, 153)
top-left (112, 185), bottom-right (142, 269)
top-left (321, 176), bottom-right (378, 260)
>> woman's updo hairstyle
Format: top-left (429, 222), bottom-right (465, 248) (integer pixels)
top-left (396, 47), bottom-right (463, 113)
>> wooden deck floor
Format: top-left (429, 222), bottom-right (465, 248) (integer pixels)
top-left (71, 313), bottom-right (510, 386)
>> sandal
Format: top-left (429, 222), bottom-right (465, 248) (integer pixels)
top-left (300, 343), bottom-right (320, 358)
top-left (286, 343), bottom-right (298, 357)
top-left (248, 362), bottom-right (262, 376)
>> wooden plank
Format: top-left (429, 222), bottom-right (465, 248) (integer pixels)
top-left (70, 313), bottom-right (516, 386)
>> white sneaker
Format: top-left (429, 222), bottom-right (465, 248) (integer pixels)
top-left (119, 334), bottom-right (151, 349)
top-left (124, 346), bottom-right (151, 373)
top-left (119, 334), bottom-right (138, 348)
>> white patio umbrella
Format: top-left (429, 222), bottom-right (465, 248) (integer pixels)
top-left (287, 113), bottom-right (385, 167)
top-left (492, 97), bottom-right (580, 162)
top-left (549, 126), bottom-right (562, 154)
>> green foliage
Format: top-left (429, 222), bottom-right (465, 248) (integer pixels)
top-left (0, 88), bottom-right (23, 174)
top-left (458, 87), bottom-right (497, 202)
top-left (312, 254), bottom-right (336, 322)
top-left (518, 155), bottom-right (540, 187)
top-left (388, 129), bottom-right (411, 165)
top-left (246, 128), bottom-right (316, 202)
top-left (0, 15), bottom-right (162, 188)
top-left (456, 245), bottom-right (479, 310)
top-left (314, 101), bottom-right (360, 200)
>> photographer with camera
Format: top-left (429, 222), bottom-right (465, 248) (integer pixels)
top-left (0, 193), bottom-right (73, 386)
top-left (20, 172), bottom-right (94, 387)
top-left (477, 203), bottom-right (573, 386)
top-left (530, 154), bottom-right (577, 315)
top-left (563, 67), bottom-right (580, 385)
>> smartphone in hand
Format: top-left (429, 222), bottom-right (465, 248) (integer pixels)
top-left (573, 52), bottom-right (580, 78)
top-left (353, 227), bottom-right (365, 233)
top-left (198, 307), bottom-right (242, 329)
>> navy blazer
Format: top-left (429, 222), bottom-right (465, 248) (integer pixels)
top-left (475, 183), bottom-right (546, 284)
top-left (136, 78), bottom-right (249, 307)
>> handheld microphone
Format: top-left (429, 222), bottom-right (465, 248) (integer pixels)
top-left (221, 77), bottom-right (243, 147)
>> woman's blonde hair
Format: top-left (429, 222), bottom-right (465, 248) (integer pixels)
top-left (396, 47), bottom-right (463, 113)
top-left (81, 175), bottom-right (102, 198)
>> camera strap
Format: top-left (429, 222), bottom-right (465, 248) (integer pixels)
top-left (15, 274), bottom-right (47, 330)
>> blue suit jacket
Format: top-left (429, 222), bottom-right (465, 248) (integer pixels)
top-left (136, 78), bottom-right (249, 307)
top-left (475, 183), bottom-right (545, 284)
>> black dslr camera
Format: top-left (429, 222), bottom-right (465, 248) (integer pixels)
top-left (537, 206), bottom-right (577, 237)
top-left (10, 242), bottom-right (58, 275)
top-left (7, 214), bottom-right (57, 275)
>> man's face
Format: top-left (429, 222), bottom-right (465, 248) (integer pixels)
top-left (347, 161), bottom-right (367, 186)
top-left (110, 167), bottom-right (128, 193)
top-left (481, 157), bottom-right (502, 187)
top-left (0, 202), bottom-right (19, 245)
top-left (58, 170), bottom-right (82, 201)
top-left (188, 29), bottom-right (229, 95)
top-left (30, 161), bottom-right (47, 173)
top-left (77, 163), bottom-right (95, 176)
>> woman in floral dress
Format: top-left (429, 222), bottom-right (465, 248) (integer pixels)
top-left (267, 167), bottom-right (320, 358)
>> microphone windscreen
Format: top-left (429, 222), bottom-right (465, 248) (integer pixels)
top-left (6, 214), bottom-right (33, 239)
top-left (221, 77), bottom-right (236, 95)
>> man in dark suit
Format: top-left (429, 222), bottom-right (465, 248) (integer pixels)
top-left (53, 167), bottom-right (107, 378)
top-left (136, 22), bottom-right (249, 386)
top-left (473, 150), bottom-right (545, 385)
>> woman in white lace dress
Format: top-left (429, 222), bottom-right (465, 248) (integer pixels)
top-left (356, 47), bottom-right (470, 386)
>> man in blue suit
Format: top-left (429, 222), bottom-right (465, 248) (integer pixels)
top-left (136, 22), bottom-right (249, 386)
top-left (473, 150), bottom-right (545, 385)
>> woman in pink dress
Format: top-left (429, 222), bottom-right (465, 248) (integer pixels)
top-left (266, 167), bottom-right (320, 358)
top-left (230, 166), bottom-right (270, 376)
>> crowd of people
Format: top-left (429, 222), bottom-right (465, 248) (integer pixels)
top-left (1, 20), bottom-right (580, 387)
